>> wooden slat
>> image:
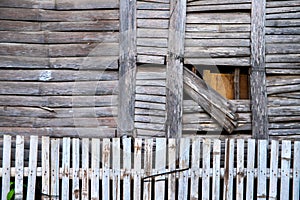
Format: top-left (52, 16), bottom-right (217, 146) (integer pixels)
top-left (224, 139), bottom-right (234, 200)
top-left (118, 0), bottom-right (137, 137)
top-left (246, 139), bottom-right (255, 200)
top-left (293, 141), bottom-right (300, 200)
top-left (269, 140), bottom-right (279, 200)
top-left (14, 135), bottom-right (24, 200)
top-left (257, 140), bottom-right (267, 200)
top-left (62, 138), bottom-right (71, 200)
top-left (280, 140), bottom-right (292, 200)
top-left (190, 138), bottom-right (200, 199)
top-left (50, 138), bottom-right (60, 199)
top-left (91, 138), bottom-right (100, 199)
top-left (236, 139), bottom-right (244, 199)
top-left (134, 138), bottom-right (142, 200)
top-left (202, 139), bottom-right (211, 200)
top-left (26, 136), bottom-right (39, 200)
top-left (165, 0), bottom-right (186, 138)
top-left (154, 138), bottom-right (166, 200)
top-left (112, 138), bottom-right (121, 200)
top-left (178, 138), bottom-right (190, 200)
top-left (102, 138), bottom-right (110, 199)
top-left (168, 139), bottom-right (176, 200)
top-left (143, 139), bottom-right (153, 200)
top-left (72, 138), bottom-right (80, 200)
top-left (250, 0), bottom-right (268, 139)
top-left (81, 138), bottom-right (90, 200)
top-left (42, 136), bottom-right (50, 200)
top-left (212, 139), bottom-right (221, 200)
top-left (1, 135), bottom-right (11, 200)
top-left (123, 138), bottom-right (132, 200)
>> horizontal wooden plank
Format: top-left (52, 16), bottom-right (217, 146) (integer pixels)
top-left (136, 80), bottom-right (166, 87)
top-left (137, 19), bottom-right (169, 28)
top-left (0, 20), bottom-right (41, 31)
top-left (266, 27), bottom-right (300, 34)
top-left (139, 0), bottom-right (169, 4)
top-left (186, 32), bottom-right (250, 39)
top-left (137, 10), bottom-right (169, 18)
top-left (0, 95), bottom-right (117, 108)
top-left (271, 92), bottom-right (300, 99)
top-left (137, 55), bottom-right (165, 64)
top-left (186, 13), bottom-right (250, 24)
top-left (269, 129), bottom-right (300, 136)
top-left (267, 84), bottom-right (300, 95)
top-left (136, 86), bottom-right (166, 96)
top-left (0, 106), bottom-right (117, 118)
top-left (185, 39), bottom-right (250, 47)
top-left (266, 54), bottom-right (300, 63)
top-left (135, 122), bottom-right (165, 131)
top-left (0, 8), bottom-right (119, 21)
top-left (266, 44), bottom-right (300, 54)
top-left (267, 12), bottom-right (300, 20)
top-left (269, 106), bottom-right (300, 116)
top-left (269, 97), bottom-right (300, 106)
top-left (137, 28), bottom-right (168, 38)
top-left (136, 129), bottom-right (165, 137)
top-left (269, 116), bottom-right (300, 123)
top-left (0, 56), bottom-right (118, 69)
top-left (137, 1), bottom-right (169, 10)
top-left (0, 116), bottom-right (117, 127)
top-left (135, 108), bottom-right (165, 116)
top-left (266, 35), bottom-right (300, 44)
top-left (137, 38), bottom-right (168, 48)
top-left (186, 24), bottom-right (250, 32)
top-left (187, 4), bottom-right (251, 12)
top-left (137, 46), bottom-right (167, 56)
top-left (135, 101), bottom-right (165, 110)
top-left (266, 1), bottom-right (300, 8)
top-left (135, 115), bottom-right (165, 124)
top-left (0, 31), bottom-right (119, 44)
top-left (0, 81), bottom-right (118, 95)
top-left (266, 19), bottom-right (300, 27)
top-left (269, 122), bottom-right (300, 129)
top-left (0, 70), bottom-right (118, 81)
top-left (184, 47), bottom-right (250, 57)
top-left (0, 127), bottom-right (116, 137)
top-left (267, 76), bottom-right (300, 87)
top-left (266, 63), bottom-right (300, 69)
top-left (136, 66), bottom-right (166, 79)
top-left (266, 69), bottom-right (300, 75)
top-left (266, 6), bottom-right (300, 14)
top-left (187, 0), bottom-right (251, 6)
top-left (185, 57), bottom-right (250, 66)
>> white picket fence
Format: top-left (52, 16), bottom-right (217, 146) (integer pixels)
top-left (0, 135), bottom-right (300, 200)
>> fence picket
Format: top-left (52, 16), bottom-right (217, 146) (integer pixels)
top-left (102, 138), bottom-right (111, 199)
top-left (257, 140), bottom-right (267, 200)
top-left (51, 138), bottom-right (60, 200)
top-left (42, 136), bottom-right (50, 200)
top-left (293, 141), bottom-right (300, 200)
top-left (178, 138), bottom-right (190, 200)
top-left (81, 138), bottom-right (90, 200)
top-left (269, 140), bottom-right (279, 200)
top-left (15, 136), bottom-right (24, 200)
top-left (280, 140), bottom-right (292, 200)
top-left (134, 138), bottom-right (142, 200)
top-left (123, 138), bottom-right (132, 200)
top-left (223, 139), bottom-right (234, 200)
top-left (1, 135), bottom-right (11, 200)
top-left (72, 138), bottom-right (80, 200)
top-left (202, 139), bottom-right (211, 200)
top-left (143, 139), bottom-right (153, 200)
top-left (246, 139), bottom-right (255, 200)
top-left (26, 136), bottom-right (39, 200)
top-left (91, 138), bottom-right (100, 200)
top-left (212, 139), bottom-right (221, 200)
top-left (168, 139), bottom-right (176, 200)
top-left (62, 138), bottom-right (71, 200)
top-left (112, 138), bottom-right (121, 200)
top-left (190, 138), bottom-right (200, 199)
top-left (236, 139), bottom-right (244, 200)
top-left (154, 138), bottom-right (166, 200)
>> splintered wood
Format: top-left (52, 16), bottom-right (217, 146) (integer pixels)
top-left (0, 135), bottom-right (299, 199)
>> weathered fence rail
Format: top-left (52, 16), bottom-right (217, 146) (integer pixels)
top-left (0, 135), bottom-right (299, 199)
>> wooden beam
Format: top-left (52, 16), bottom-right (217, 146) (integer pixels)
top-left (166, 0), bottom-right (187, 138)
top-left (118, 0), bottom-right (137, 137)
top-left (250, 0), bottom-right (268, 139)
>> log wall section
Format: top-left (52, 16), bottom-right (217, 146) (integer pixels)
top-left (266, 0), bottom-right (300, 136)
top-left (0, 0), bottom-right (119, 137)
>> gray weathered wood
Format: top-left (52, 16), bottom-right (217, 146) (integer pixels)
top-left (123, 138), bottom-right (131, 200)
top-left (246, 139), bottom-right (255, 200)
top-left (102, 138), bottom-right (111, 199)
top-left (50, 139), bottom-right (60, 199)
top-left (257, 140), bottom-right (267, 200)
top-left (1, 135), bottom-right (11, 200)
top-left (133, 138), bottom-right (142, 200)
top-left (202, 139), bottom-right (211, 200)
top-left (178, 138), bottom-right (190, 200)
top-left (112, 138), bottom-right (121, 200)
top-left (280, 140), bottom-right (291, 200)
top-left (143, 139), bottom-right (153, 200)
top-left (14, 136), bottom-right (24, 200)
top-left (42, 136), bottom-right (50, 199)
top-left (91, 139), bottom-right (100, 199)
top-left (62, 137), bottom-right (71, 200)
top-left (250, 0), bottom-right (268, 139)
top-left (223, 139), bottom-right (234, 200)
top-left (212, 139), bottom-right (221, 200)
top-left (118, 0), bottom-right (137, 137)
top-left (72, 139), bottom-right (80, 200)
top-left (168, 139), bottom-right (176, 200)
top-left (293, 141), bottom-right (300, 200)
top-left (26, 136), bottom-right (38, 200)
top-left (190, 138), bottom-right (200, 199)
top-left (165, 0), bottom-right (186, 138)
top-left (269, 140), bottom-right (279, 200)
top-left (236, 139), bottom-right (244, 199)
top-left (154, 138), bottom-right (166, 200)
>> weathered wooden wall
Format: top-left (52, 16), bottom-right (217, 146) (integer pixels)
top-left (266, 0), bottom-right (300, 136)
top-left (0, 0), bottom-right (119, 137)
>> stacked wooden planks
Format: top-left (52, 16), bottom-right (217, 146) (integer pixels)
top-left (266, 0), bottom-right (300, 136)
top-left (184, 0), bottom-right (252, 67)
top-left (0, 0), bottom-right (119, 137)
top-left (136, 0), bottom-right (170, 64)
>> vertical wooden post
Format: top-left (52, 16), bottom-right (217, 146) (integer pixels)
top-left (166, 0), bottom-right (186, 138)
top-left (118, 0), bottom-right (137, 137)
top-left (250, 0), bottom-right (268, 139)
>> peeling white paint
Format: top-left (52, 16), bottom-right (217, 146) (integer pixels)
top-left (39, 70), bottom-right (52, 81)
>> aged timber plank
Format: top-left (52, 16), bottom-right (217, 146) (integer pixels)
top-left (165, 0), bottom-right (186, 138)
top-left (26, 136), bottom-right (38, 200)
top-left (15, 136), bottom-right (25, 200)
top-left (118, 0), bottom-right (137, 137)
top-left (250, 0), bottom-right (268, 139)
